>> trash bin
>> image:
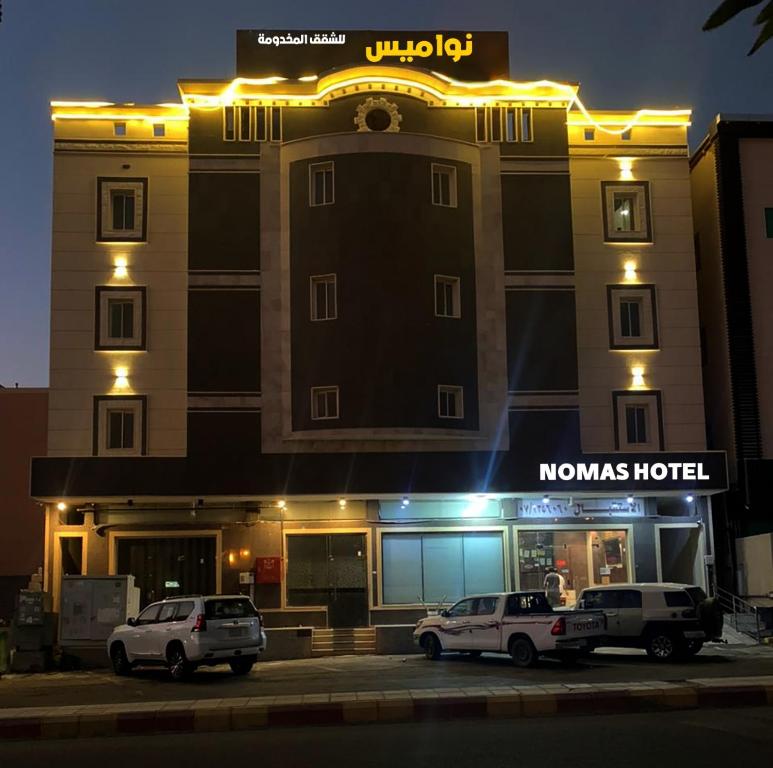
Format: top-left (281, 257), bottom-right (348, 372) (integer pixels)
top-left (0, 628), bottom-right (9, 675)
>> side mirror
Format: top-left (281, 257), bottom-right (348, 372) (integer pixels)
top-left (126, 617), bottom-right (137, 627)
top-left (440, 610), bottom-right (450, 618)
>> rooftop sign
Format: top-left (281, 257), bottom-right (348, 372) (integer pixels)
top-left (236, 30), bottom-right (510, 81)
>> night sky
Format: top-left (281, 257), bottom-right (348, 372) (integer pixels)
top-left (0, 0), bottom-right (770, 386)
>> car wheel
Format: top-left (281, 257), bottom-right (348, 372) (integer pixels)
top-left (422, 633), bottom-right (442, 660)
top-left (229, 658), bottom-right (254, 675)
top-left (168, 645), bottom-right (193, 681)
top-left (510, 637), bottom-right (537, 668)
top-left (110, 643), bottom-right (132, 676)
top-left (645, 632), bottom-right (680, 661)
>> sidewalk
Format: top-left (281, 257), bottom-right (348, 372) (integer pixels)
top-left (2, 675), bottom-right (772, 741)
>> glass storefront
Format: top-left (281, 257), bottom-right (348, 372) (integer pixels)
top-left (517, 529), bottom-right (630, 606)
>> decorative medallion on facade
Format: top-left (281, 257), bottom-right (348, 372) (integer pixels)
top-left (354, 97), bottom-right (402, 133)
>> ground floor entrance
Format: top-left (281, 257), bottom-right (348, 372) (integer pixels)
top-left (285, 533), bottom-right (369, 627)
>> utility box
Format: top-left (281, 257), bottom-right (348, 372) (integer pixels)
top-left (60, 576), bottom-right (140, 644)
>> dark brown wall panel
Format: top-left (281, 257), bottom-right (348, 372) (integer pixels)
top-left (188, 173), bottom-right (260, 270)
top-left (506, 289), bottom-right (578, 391)
top-left (501, 174), bottom-right (574, 271)
top-left (188, 290), bottom-right (260, 392)
top-left (187, 411), bottom-right (261, 456)
top-left (290, 152), bottom-right (478, 431)
top-left (508, 409), bottom-right (581, 459)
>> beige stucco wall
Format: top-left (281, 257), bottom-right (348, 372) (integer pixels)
top-left (49, 140), bottom-right (188, 456)
top-left (570, 140), bottom-right (706, 452)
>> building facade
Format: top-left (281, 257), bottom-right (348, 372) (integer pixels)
top-left (0, 386), bottom-right (47, 621)
top-left (32, 31), bottom-right (727, 629)
top-left (691, 115), bottom-right (773, 596)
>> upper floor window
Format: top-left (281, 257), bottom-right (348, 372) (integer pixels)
top-left (309, 161), bottom-right (334, 206)
top-left (152, 123), bottom-right (165, 137)
top-left (619, 298), bottom-right (641, 338)
top-left (311, 386), bottom-right (339, 420)
top-left (584, 128), bottom-right (595, 141)
top-left (113, 122), bottom-right (126, 137)
top-left (310, 274), bottom-right (337, 321)
top-left (504, 107), bottom-right (517, 142)
top-left (96, 287), bottom-right (146, 350)
top-left (612, 390), bottom-right (663, 451)
top-left (431, 163), bottom-right (457, 208)
top-left (93, 395), bottom-right (146, 456)
top-left (97, 177), bottom-right (148, 242)
top-left (223, 106), bottom-right (236, 141)
top-left (520, 108), bottom-right (533, 142)
top-left (625, 404), bottom-right (648, 444)
top-left (765, 207), bottom-right (773, 238)
top-left (434, 275), bottom-right (461, 318)
top-left (607, 285), bottom-right (658, 350)
top-left (438, 385), bottom-right (464, 419)
top-left (601, 181), bottom-right (652, 243)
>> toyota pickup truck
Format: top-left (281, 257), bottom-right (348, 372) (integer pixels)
top-left (413, 591), bottom-right (606, 667)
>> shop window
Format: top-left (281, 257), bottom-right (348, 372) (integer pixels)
top-left (612, 390), bottom-right (664, 451)
top-left (607, 285), bottom-right (658, 349)
top-left (309, 161), bottom-right (334, 206)
top-left (517, 529), bottom-right (630, 605)
top-left (310, 274), bottom-right (337, 321)
top-left (95, 286), bottom-right (146, 350)
top-left (438, 385), bottom-right (463, 419)
top-left (93, 395), bottom-right (147, 456)
top-left (434, 275), bottom-right (461, 318)
top-left (311, 386), bottom-right (339, 420)
top-left (382, 531), bottom-right (504, 605)
top-left (601, 181), bottom-right (652, 243)
top-left (97, 177), bottom-right (147, 242)
top-left (765, 208), bottom-right (773, 238)
top-left (431, 163), bottom-right (457, 208)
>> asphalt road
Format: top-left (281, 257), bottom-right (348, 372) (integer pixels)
top-left (2, 645), bottom-right (773, 709)
top-left (1, 707), bottom-right (772, 767)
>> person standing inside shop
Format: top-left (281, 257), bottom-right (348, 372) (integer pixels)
top-left (544, 567), bottom-right (564, 607)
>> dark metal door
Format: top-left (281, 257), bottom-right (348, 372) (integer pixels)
top-left (327, 534), bottom-right (369, 628)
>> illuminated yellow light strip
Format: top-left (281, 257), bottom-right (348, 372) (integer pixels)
top-left (52, 113), bottom-right (189, 122)
top-left (50, 100), bottom-right (115, 108)
top-left (567, 105), bottom-right (692, 134)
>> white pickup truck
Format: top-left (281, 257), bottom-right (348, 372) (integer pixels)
top-left (413, 591), bottom-right (606, 667)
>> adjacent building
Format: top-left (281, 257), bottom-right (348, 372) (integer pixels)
top-left (0, 386), bottom-right (47, 621)
top-left (691, 115), bottom-right (773, 596)
top-left (32, 31), bottom-right (727, 631)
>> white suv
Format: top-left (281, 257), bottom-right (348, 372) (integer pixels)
top-left (107, 595), bottom-right (267, 680)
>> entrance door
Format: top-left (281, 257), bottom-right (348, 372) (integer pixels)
top-left (657, 526), bottom-right (704, 587)
top-left (286, 534), bottom-right (369, 628)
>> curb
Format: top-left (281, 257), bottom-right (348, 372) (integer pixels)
top-left (1, 677), bottom-right (772, 740)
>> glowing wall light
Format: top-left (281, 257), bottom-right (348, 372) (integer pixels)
top-left (631, 365), bottom-right (645, 388)
top-left (624, 260), bottom-right (638, 282)
top-left (114, 366), bottom-right (129, 390)
top-left (618, 157), bottom-right (634, 181)
top-left (113, 256), bottom-right (128, 279)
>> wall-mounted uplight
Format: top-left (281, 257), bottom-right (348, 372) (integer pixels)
top-left (277, 499), bottom-right (286, 509)
top-left (686, 494), bottom-right (694, 504)
top-left (338, 498), bottom-right (347, 508)
top-left (239, 548), bottom-right (251, 559)
top-left (623, 260), bottom-right (637, 282)
top-left (631, 365), bottom-right (645, 388)
top-left (401, 496), bottom-right (410, 507)
top-left (57, 501), bottom-right (67, 511)
top-left (114, 366), bottom-right (129, 390)
top-left (113, 256), bottom-right (128, 279)
top-left (542, 495), bottom-right (550, 505)
top-left (618, 157), bottom-right (634, 181)
top-left (626, 496), bottom-right (634, 505)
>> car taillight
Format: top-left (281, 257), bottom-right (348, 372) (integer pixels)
top-left (551, 617), bottom-right (566, 636)
top-left (192, 613), bottom-right (207, 632)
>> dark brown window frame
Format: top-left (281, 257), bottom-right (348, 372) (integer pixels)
top-left (96, 177), bottom-right (148, 243)
top-left (92, 395), bottom-right (148, 456)
top-left (606, 284), bottom-right (659, 350)
top-left (94, 286), bottom-right (147, 351)
top-left (600, 180), bottom-right (652, 243)
top-left (611, 389), bottom-right (664, 451)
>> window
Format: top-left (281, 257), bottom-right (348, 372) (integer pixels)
top-left (204, 598), bottom-right (258, 619)
top-left (173, 601), bottom-right (195, 621)
top-left (584, 128), bottom-right (595, 141)
top-left (601, 181), bottom-right (652, 243)
top-left (270, 106), bottom-right (282, 142)
top-left (619, 298), bottom-right (641, 338)
top-left (158, 603), bottom-right (177, 623)
top-left (581, 590), bottom-right (618, 610)
top-left (309, 161), bottom-right (334, 206)
top-left (310, 274), bottom-right (337, 321)
top-left (504, 107), bottom-right (516, 142)
top-left (626, 405), bottom-right (648, 444)
top-left (476, 596), bottom-right (500, 615)
top-left (136, 604), bottom-right (160, 626)
top-left (382, 532), bottom-right (505, 604)
top-left (238, 106), bottom-right (251, 141)
top-left (475, 107), bottom-right (487, 142)
top-left (97, 177), bottom-right (147, 242)
top-left (490, 107), bottom-right (502, 142)
top-left (446, 598), bottom-right (476, 617)
top-left (96, 287), bottom-right (146, 350)
top-left (619, 590), bottom-right (643, 609)
top-left (613, 390), bottom-right (663, 451)
top-left (765, 208), bottom-right (773, 238)
top-left (505, 593), bottom-right (551, 615)
top-left (434, 275), bottom-right (460, 318)
top-left (663, 590), bottom-right (693, 608)
top-left (223, 106), bottom-right (235, 141)
top-left (520, 107), bottom-right (533, 142)
top-left (311, 386), bottom-right (339, 420)
top-left (438, 385), bottom-right (463, 419)
top-left (621, 129), bottom-right (632, 141)
top-left (114, 122), bottom-right (126, 137)
top-left (255, 107), bottom-right (267, 141)
top-left (607, 285), bottom-right (658, 349)
top-left (431, 163), bottom-right (457, 207)
top-left (153, 123), bottom-right (165, 137)
top-left (94, 396), bottom-right (146, 456)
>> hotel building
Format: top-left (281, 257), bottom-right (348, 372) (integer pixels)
top-left (32, 31), bottom-right (726, 638)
